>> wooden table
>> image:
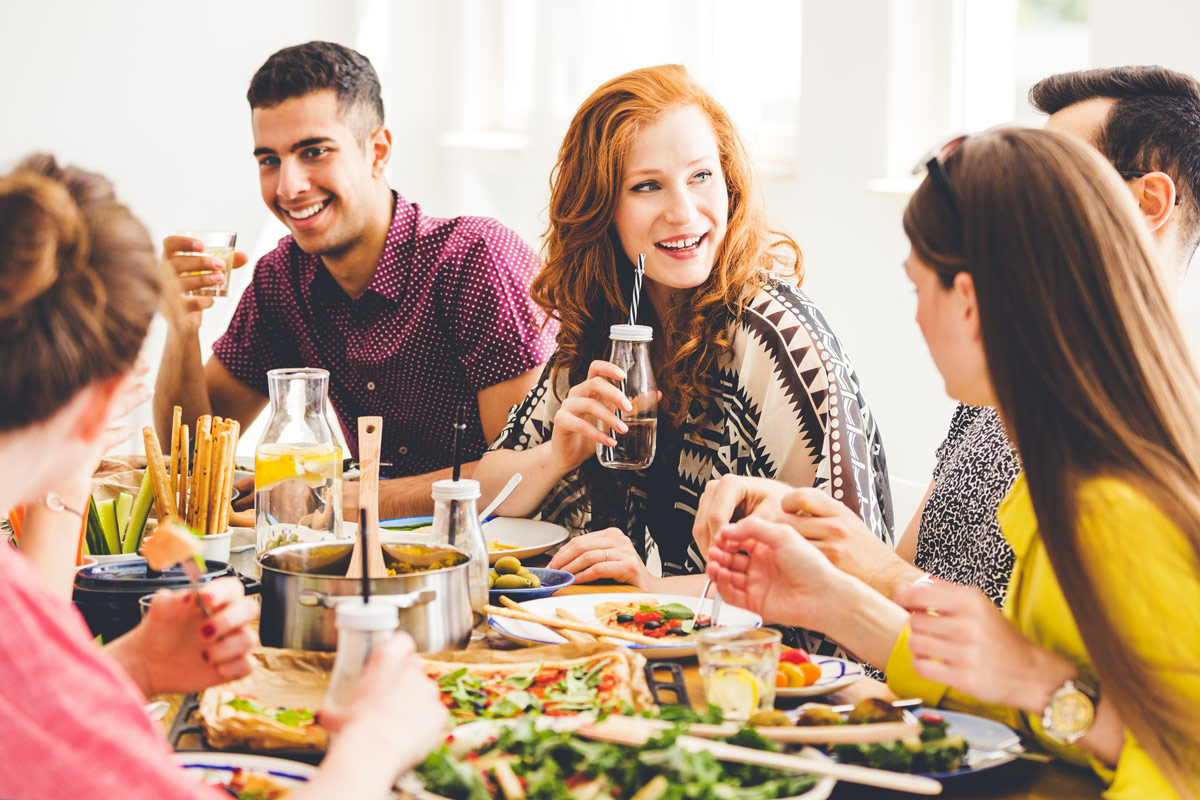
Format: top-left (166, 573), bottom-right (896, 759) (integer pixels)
top-left (551, 581), bottom-right (1104, 800)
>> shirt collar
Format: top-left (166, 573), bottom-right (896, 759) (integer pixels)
top-left (306, 191), bottom-right (416, 304)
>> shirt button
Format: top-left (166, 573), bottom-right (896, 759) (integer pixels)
top-left (398, 446), bottom-right (408, 455)
top-left (366, 381), bottom-right (376, 391)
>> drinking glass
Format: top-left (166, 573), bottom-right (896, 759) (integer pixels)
top-left (176, 229), bottom-right (236, 297)
top-left (697, 626), bottom-right (781, 721)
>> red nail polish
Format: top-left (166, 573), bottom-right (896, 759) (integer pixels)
top-left (201, 623), bottom-right (216, 638)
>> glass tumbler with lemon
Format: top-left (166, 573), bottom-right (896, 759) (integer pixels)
top-left (255, 368), bottom-right (343, 555)
top-left (697, 626), bottom-right (782, 721)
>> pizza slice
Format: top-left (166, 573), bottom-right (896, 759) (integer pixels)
top-left (199, 691), bottom-right (327, 750)
top-left (593, 596), bottom-right (711, 640)
top-left (422, 643), bottom-right (652, 723)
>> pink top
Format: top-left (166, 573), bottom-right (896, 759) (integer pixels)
top-left (0, 544), bottom-right (220, 799)
top-left (213, 192), bottom-right (558, 476)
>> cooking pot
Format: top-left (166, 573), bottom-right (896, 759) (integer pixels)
top-left (73, 558), bottom-right (259, 642)
top-left (258, 541), bottom-right (473, 653)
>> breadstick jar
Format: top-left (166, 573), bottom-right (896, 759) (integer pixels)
top-left (255, 368), bottom-right (343, 555)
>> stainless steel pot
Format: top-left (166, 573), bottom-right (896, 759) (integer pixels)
top-left (258, 541), bottom-right (473, 652)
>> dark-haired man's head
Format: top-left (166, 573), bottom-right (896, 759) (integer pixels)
top-left (248, 41), bottom-right (384, 143)
top-left (248, 42), bottom-right (394, 266)
top-left (1030, 65), bottom-right (1200, 282)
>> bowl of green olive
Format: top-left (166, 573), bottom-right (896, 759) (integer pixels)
top-left (488, 555), bottom-right (575, 601)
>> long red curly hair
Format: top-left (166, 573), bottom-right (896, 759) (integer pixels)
top-left (534, 64), bottom-right (802, 429)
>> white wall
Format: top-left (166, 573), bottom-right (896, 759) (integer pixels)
top-left (3, 0), bottom-right (1197, 517)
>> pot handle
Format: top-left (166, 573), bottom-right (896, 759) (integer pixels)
top-left (297, 587), bottom-right (437, 610)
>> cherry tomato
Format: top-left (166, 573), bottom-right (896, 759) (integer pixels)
top-left (775, 670), bottom-right (790, 688)
top-left (633, 611), bottom-right (662, 624)
top-left (780, 647), bottom-right (811, 665)
top-left (918, 712), bottom-right (945, 726)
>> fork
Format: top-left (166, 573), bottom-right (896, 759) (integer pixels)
top-left (692, 578), bottom-right (725, 628)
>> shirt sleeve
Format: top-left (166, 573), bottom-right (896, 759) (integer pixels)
top-left (1076, 481), bottom-right (1200, 798)
top-left (211, 272), bottom-right (299, 397)
top-left (441, 223), bottom-right (558, 392)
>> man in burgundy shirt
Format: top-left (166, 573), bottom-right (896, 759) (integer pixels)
top-left (154, 41), bottom-right (556, 516)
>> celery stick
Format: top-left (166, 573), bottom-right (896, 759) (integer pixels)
top-left (97, 498), bottom-right (119, 556)
top-left (115, 491), bottom-right (132, 540)
top-left (122, 471), bottom-right (154, 554)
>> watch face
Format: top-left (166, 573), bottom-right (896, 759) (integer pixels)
top-left (1049, 690), bottom-right (1095, 735)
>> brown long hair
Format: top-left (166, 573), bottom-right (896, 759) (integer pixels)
top-left (904, 128), bottom-right (1200, 796)
top-left (0, 154), bottom-right (160, 432)
top-left (534, 64), bottom-right (801, 429)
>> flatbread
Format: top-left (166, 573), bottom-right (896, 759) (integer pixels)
top-left (422, 642), bottom-right (654, 723)
top-left (198, 649), bottom-right (333, 751)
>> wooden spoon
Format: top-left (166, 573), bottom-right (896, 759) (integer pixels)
top-left (346, 416), bottom-right (386, 579)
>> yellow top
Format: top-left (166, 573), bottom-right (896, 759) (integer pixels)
top-left (887, 473), bottom-right (1200, 799)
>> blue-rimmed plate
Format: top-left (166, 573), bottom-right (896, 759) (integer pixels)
top-left (775, 655), bottom-right (865, 698)
top-left (489, 566), bottom-right (575, 602)
top-left (488, 592), bottom-right (762, 659)
top-left (175, 751), bottom-right (315, 791)
top-left (381, 516), bottom-right (569, 564)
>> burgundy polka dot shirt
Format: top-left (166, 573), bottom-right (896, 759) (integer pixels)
top-left (212, 192), bottom-right (558, 477)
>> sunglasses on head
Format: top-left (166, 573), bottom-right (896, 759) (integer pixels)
top-left (911, 133), bottom-right (969, 222)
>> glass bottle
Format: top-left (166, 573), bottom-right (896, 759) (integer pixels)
top-left (255, 368), bottom-right (344, 555)
top-left (597, 324), bottom-right (657, 469)
top-left (324, 599), bottom-right (399, 713)
top-left (429, 479), bottom-right (488, 631)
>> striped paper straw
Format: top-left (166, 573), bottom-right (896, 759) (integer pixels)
top-left (629, 253), bottom-right (645, 325)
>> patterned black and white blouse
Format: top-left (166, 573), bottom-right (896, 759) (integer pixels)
top-left (491, 275), bottom-right (894, 657)
top-left (915, 404), bottom-right (1021, 606)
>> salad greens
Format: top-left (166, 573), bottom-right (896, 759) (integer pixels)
top-left (416, 716), bottom-right (818, 800)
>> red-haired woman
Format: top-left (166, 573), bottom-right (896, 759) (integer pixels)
top-left (476, 65), bottom-right (891, 656)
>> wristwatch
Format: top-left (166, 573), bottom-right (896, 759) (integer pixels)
top-left (1041, 677), bottom-right (1099, 744)
top-left (37, 492), bottom-right (85, 518)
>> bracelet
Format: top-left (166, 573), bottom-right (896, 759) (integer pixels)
top-left (37, 492), bottom-right (85, 518)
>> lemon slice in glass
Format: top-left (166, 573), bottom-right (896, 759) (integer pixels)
top-left (706, 667), bottom-right (759, 719)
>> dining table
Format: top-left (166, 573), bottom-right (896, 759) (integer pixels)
top-left (158, 562), bottom-right (1107, 799)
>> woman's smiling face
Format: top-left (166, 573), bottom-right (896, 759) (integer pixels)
top-left (612, 104), bottom-right (729, 294)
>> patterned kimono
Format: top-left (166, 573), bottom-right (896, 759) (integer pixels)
top-left (491, 275), bottom-right (893, 657)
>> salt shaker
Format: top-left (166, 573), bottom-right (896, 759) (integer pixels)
top-left (324, 600), bottom-right (399, 713)
top-left (597, 323), bottom-right (657, 469)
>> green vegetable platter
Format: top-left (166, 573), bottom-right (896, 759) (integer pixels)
top-left (402, 714), bottom-right (835, 800)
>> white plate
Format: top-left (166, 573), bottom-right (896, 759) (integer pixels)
top-left (488, 592), bottom-right (763, 659)
top-left (920, 707), bottom-right (1023, 777)
top-left (480, 517), bottom-right (568, 563)
top-left (380, 516), bottom-right (569, 564)
top-left (775, 656), bottom-right (865, 698)
top-left (399, 716), bottom-right (834, 800)
top-left (174, 751), bottom-right (315, 789)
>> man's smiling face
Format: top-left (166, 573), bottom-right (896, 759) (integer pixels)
top-left (252, 89), bottom-right (380, 259)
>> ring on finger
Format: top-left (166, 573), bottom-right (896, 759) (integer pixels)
top-left (603, 549), bottom-right (610, 563)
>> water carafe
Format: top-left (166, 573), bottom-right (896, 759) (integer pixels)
top-left (255, 368), bottom-right (343, 554)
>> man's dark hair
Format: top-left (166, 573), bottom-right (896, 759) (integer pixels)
top-left (1030, 65), bottom-right (1200, 256)
top-left (248, 41), bottom-right (384, 141)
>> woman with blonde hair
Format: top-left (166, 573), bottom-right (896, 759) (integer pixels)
top-left (0, 155), bottom-right (446, 798)
top-left (707, 127), bottom-right (1200, 797)
top-left (477, 64), bottom-right (891, 654)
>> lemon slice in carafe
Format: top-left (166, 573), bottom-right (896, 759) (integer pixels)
top-left (706, 667), bottom-right (759, 719)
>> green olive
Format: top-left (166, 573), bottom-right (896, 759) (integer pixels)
top-left (488, 571), bottom-right (497, 589)
top-left (494, 556), bottom-right (523, 575)
top-left (493, 573), bottom-right (534, 590)
top-left (525, 572), bottom-right (541, 588)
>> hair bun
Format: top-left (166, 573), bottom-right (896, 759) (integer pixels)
top-left (0, 160), bottom-right (88, 315)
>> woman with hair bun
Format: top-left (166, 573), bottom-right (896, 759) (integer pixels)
top-left (0, 156), bottom-right (446, 798)
top-left (476, 65), bottom-right (891, 655)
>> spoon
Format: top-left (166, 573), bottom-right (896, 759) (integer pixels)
top-left (478, 474), bottom-right (523, 523)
